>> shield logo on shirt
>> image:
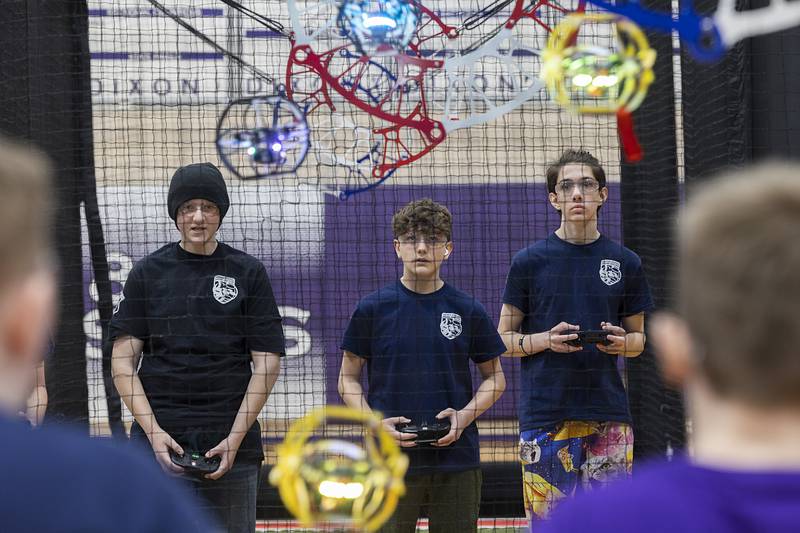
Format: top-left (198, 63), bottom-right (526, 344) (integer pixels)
top-left (440, 312), bottom-right (462, 340)
top-left (112, 293), bottom-right (124, 315)
top-left (599, 259), bottom-right (622, 286)
top-left (212, 275), bottom-right (238, 304)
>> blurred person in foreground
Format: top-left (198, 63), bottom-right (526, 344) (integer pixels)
top-left (0, 136), bottom-right (217, 532)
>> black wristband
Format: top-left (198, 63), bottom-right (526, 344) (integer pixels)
top-left (519, 334), bottom-right (531, 356)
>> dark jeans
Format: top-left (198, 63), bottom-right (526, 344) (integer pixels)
top-left (181, 461), bottom-right (260, 533)
top-left (381, 468), bottom-right (482, 533)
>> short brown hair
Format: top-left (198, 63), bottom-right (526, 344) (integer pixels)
top-left (546, 149), bottom-right (607, 194)
top-left (392, 198), bottom-right (453, 241)
top-left (0, 137), bottom-right (52, 293)
top-left (679, 163), bottom-right (800, 407)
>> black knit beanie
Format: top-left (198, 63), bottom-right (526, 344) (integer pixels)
top-left (167, 163), bottom-right (230, 224)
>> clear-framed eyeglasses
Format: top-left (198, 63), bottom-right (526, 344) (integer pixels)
top-left (178, 202), bottom-right (220, 217)
top-left (556, 178), bottom-right (601, 194)
top-left (397, 233), bottom-right (449, 247)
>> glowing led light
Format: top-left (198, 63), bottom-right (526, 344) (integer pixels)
top-left (362, 15), bottom-right (397, 29)
top-left (271, 142), bottom-right (283, 152)
top-left (338, 0), bottom-right (420, 56)
top-left (592, 75), bottom-right (619, 88)
top-left (318, 480), bottom-right (365, 499)
top-left (572, 73), bottom-right (593, 87)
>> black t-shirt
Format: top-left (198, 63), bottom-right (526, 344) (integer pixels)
top-left (110, 242), bottom-right (285, 464)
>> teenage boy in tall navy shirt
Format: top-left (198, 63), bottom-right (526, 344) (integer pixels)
top-left (339, 199), bottom-right (506, 533)
top-left (111, 163), bottom-right (284, 533)
top-left (498, 150), bottom-right (653, 520)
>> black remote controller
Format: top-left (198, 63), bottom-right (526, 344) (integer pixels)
top-left (169, 449), bottom-right (221, 476)
top-left (396, 421), bottom-right (452, 444)
top-left (563, 329), bottom-right (613, 347)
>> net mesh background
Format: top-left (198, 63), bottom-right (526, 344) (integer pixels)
top-left (7, 0), bottom-right (798, 528)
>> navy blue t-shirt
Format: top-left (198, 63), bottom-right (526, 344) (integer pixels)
top-left (0, 415), bottom-right (217, 532)
top-left (341, 281), bottom-right (506, 474)
top-left (541, 456), bottom-right (800, 533)
top-left (503, 233), bottom-right (653, 430)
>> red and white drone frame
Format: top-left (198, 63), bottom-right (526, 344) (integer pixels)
top-left (287, 0), bottom-right (457, 178)
top-left (286, 0), bottom-right (584, 179)
top-left (436, 0), bottom-right (578, 134)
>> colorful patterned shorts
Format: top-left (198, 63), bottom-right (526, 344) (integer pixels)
top-left (520, 421), bottom-right (633, 519)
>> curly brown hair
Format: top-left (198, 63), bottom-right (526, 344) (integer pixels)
top-left (392, 198), bottom-right (453, 241)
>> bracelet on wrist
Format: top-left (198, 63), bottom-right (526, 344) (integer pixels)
top-left (519, 334), bottom-right (532, 356)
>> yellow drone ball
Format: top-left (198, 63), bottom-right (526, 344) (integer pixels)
top-left (542, 13), bottom-right (656, 114)
top-left (269, 406), bottom-right (409, 532)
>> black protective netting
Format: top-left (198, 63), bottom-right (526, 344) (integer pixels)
top-left (2, 0), bottom-right (799, 527)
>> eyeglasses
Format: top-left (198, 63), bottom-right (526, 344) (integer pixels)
top-left (556, 178), bottom-right (601, 194)
top-left (178, 202), bottom-right (220, 217)
top-left (397, 233), bottom-right (449, 246)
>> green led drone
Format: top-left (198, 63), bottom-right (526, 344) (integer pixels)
top-left (542, 13), bottom-right (656, 115)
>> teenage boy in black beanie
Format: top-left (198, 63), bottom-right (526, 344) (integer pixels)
top-left (111, 163), bottom-right (285, 533)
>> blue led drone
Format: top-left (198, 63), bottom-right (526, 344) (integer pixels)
top-left (337, 0), bottom-right (420, 56)
top-left (216, 94), bottom-right (310, 179)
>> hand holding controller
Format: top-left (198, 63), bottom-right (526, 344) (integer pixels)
top-left (168, 449), bottom-right (221, 477)
top-left (563, 330), bottom-right (613, 348)
top-left (395, 421), bottom-right (452, 445)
